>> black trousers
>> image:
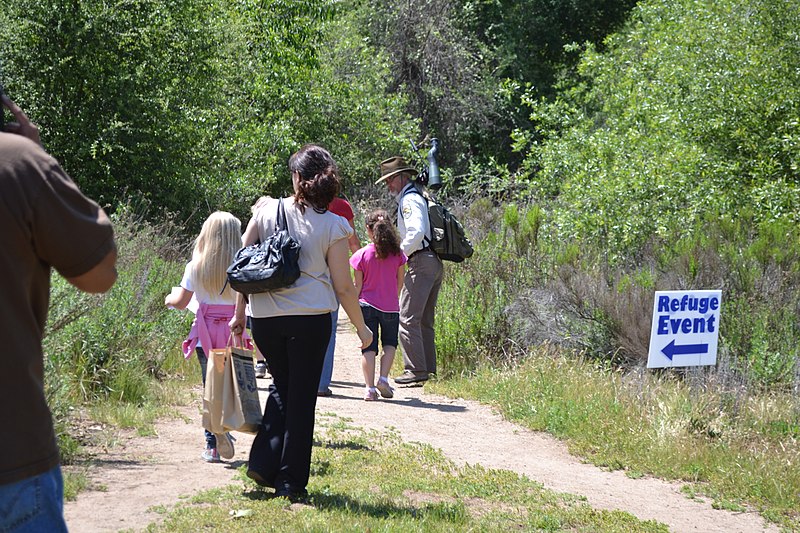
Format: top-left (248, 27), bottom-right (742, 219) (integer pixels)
top-left (247, 313), bottom-right (331, 491)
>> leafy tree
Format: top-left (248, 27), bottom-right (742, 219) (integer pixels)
top-left (0, 0), bottom-right (419, 225)
top-left (0, 0), bottom-right (220, 215)
top-left (313, 7), bottom-right (419, 189)
top-left (205, 0), bottom-right (418, 210)
top-left (522, 0), bottom-right (800, 260)
top-left (206, 0), bottom-right (335, 206)
top-left (462, 0), bottom-right (637, 97)
top-left (350, 0), bottom-right (500, 175)
top-left (454, 0), bottom-right (638, 170)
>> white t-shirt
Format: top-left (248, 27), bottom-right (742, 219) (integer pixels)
top-left (248, 197), bottom-right (352, 318)
top-left (180, 261), bottom-right (236, 305)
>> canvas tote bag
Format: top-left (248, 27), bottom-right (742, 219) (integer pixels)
top-left (202, 345), bottom-right (228, 435)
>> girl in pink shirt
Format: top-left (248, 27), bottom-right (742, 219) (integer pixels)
top-left (349, 210), bottom-right (407, 400)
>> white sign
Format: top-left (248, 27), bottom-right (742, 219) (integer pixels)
top-left (647, 290), bottom-right (722, 369)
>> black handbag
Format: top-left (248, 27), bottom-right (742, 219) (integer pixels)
top-left (226, 199), bottom-right (301, 294)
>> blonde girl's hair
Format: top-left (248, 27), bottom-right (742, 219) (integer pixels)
top-left (366, 209), bottom-right (401, 260)
top-left (190, 211), bottom-right (242, 299)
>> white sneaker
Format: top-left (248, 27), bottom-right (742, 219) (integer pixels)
top-left (376, 378), bottom-right (394, 399)
top-left (201, 448), bottom-right (220, 463)
top-left (215, 432), bottom-right (235, 459)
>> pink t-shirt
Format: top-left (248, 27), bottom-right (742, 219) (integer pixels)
top-left (349, 243), bottom-right (407, 313)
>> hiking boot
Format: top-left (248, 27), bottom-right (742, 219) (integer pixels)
top-left (255, 361), bottom-right (268, 379)
top-left (393, 370), bottom-right (428, 384)
top-left (215, 432), bottom-right (235, 459)
top-left (376, 378), bottom-right (394, 399)
top-left (201, 448), bottom-right (220, 463)
top-left (364, 387), bottom-right (379, 401)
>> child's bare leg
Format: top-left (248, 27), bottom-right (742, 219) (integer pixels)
top-left (361, 350), bottom-right (377, 388)
top-left (379, 346), bottom-right (396, 380)
top-left (376, 346), bottom-right (396, 399)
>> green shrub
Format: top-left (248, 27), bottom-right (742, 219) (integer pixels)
top-left (522, 0), bottom-right (800, 262)
top-left (44, 207), bottom-right (192, 459)
top-left (545, 216), bottom-right (800, 390)
top-left (437, 190), bottom-right (800, 395)
top-left (436, 199), bottom-right (546, 376)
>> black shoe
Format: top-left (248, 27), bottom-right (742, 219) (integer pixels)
top-left (289, 489), bottom-right (309, 502)
top-left (393, 370), bottom-right (429, 384)
top-left (274, 483), bottom-right (308, 502)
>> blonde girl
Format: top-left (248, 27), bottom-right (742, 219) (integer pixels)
top-left (165, 211), bottom-right (251, 463)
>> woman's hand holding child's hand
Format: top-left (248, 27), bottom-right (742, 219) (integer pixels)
top-left (357, 325), bottom-right (373, 350)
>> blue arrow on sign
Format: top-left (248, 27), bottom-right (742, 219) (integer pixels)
top-left (661, 340), bottom-right (709, 361)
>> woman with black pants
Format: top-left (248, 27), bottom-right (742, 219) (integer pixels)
top-left (229, 144), bottom-right (372, 500)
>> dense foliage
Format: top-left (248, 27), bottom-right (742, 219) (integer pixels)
top-left (477, 0), bottom-right (800, 396)
top-left (2, 0), bottom-right (795, 388)
top-left (520, 0), bottom-right (800, 259)
top-left (1, 0), bottom-right (638, 222)
top-left (0, 0), bottom-right (417, 227)
top-left (1, 0), bottom-right (220, 215)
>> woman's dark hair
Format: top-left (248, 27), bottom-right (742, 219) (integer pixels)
top-left (366, 209), bottom-right (401, 260)
top-left (288, 144), bottom-right (340, 212)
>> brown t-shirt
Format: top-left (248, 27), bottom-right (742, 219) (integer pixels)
top-left (0, 133), bottom-right (115, 486)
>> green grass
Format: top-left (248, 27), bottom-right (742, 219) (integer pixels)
top-left (428, 351), bottom-right (800, 529)
top-left (63, 468), bottom-right (91, 501)
top-left (88, 377), bottom-right (192, 436)
top-left (60, 361), bottom-right (196, 500)
top-left (145, 416), bottom-right (667, 532)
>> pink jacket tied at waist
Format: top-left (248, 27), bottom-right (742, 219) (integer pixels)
top-left (182, 303), bottom-right (252, 358)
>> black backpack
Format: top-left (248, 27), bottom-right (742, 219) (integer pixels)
top-left (403, 187), bottom-right (474, 262)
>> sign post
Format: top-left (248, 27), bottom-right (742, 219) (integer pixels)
top-left (647, 290), bottom-right (722, 369)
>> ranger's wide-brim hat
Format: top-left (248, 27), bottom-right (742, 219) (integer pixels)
top-left (375, 156), bottom-right (418, 184)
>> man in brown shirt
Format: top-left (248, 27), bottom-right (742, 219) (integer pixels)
top-left (0, 95), bottom-right (117, 531)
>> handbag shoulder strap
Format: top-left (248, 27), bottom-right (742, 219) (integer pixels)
top-left (276, 198), bottom-right (289, 232)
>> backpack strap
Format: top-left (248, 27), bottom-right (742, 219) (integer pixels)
top-left (400, 184), bottom-right (431, 247)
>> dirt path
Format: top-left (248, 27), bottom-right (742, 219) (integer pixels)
top-left (64, 314), bottom-right (777, 532)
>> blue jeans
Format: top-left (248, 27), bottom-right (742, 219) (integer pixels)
top-left (317, 309), bottom-right (337, 392)
top-left (196, 348), bottom-right (217, 449)
top-left (0, 466), bottom-right (68, 532)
